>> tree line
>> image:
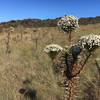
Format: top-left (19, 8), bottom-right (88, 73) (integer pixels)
top-left (0, 16), bottom-right (100, 29)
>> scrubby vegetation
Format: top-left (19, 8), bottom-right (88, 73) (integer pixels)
top-left (0, 16), bottom-right (100, 29)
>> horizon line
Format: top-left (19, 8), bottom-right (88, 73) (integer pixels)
top-left (0, 15), bottom-right (100, 23)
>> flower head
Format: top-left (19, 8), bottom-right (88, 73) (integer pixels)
top-left (57, 16), bottom-right (79, 33)
top-left (9, 27), bottom-right (15, 32)
top-left (78, 34), bottom-right (100, 51)
top-left (44, 44), bottom-right (63, 60)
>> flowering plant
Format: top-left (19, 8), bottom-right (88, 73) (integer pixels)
top-left (57, 16), bottom-right (79, 33)
top-left (78, 34), bottom-right (100, 51)
top-left (9, 27), bottom-right (15, 32)
top-left (44, 44), bottom-right (63, 60)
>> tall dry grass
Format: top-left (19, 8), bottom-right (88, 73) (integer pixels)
top-left (0, 24), bottom-right (100, 100)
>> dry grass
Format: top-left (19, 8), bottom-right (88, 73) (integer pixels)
top-left (0, 24), bottom-right (100, 100)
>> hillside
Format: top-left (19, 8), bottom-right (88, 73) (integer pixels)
top-left (0, 16), bottom-right (100, 29)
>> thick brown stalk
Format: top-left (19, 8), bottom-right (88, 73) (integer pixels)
top-left (68, 31), bottom-right (72, 44)
top-left (63, 77), bottom-right (77, 100)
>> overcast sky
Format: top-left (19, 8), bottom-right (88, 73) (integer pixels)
top-left (0, 0), bottom-right (100, 22)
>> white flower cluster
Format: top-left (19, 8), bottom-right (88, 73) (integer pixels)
top-left (9, 27), bottom-right (15, 32)
top-left (57, 16), bottom-right (79, 33)
top-left (44, 44), bottom-right (63, 53)
top-left (44, 44), bottom-right (63, 60)
top-left (78, 34), bottom-right (100, 51)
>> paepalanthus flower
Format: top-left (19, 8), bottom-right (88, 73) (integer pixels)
top-left (10, 26), bottom-right (15, 32)
top-left (77, 34), bottom-right (100, 51)
top-left (57, 16), bottom-right (79, 33)
top-left (44, 44), bottom-right (63, 60)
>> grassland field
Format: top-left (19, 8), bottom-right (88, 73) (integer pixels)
top-left (0, 24), bottom-right (100, 100)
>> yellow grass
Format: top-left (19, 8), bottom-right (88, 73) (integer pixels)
top-left (0, 24), bottom-right (100, 100)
